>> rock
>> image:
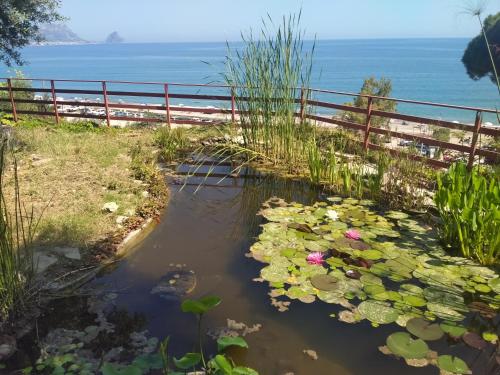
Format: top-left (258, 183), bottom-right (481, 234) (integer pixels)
top-left (303, 349), bottom-right (318, 360)
top-left (53, 246), bottom-right (81, 260)
top-left (141, 191), bottom-right (150, 198)
top-left (31, 158), bottom-right (52, 167)
top-left (150, 269), bottom-right (196, 300)
top-left (33, 252), bottom-right (58, 273)
top-left (0, 335), bottom-right (16, 361)
top-left (102, 202), bottom-right (119, 213)
top-left (116, 216), bottom-right (128, 225)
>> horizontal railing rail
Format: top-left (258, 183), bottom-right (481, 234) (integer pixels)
top-left (1, 77), bottom-right (499, 169)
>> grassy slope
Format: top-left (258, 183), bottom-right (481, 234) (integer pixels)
top-left (4, 121), bottom-right (159, 250)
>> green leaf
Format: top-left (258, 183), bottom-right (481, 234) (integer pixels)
top-left (132, 354), bottom-right (163, 370)
top-left (386, 332), bottom-right (429, 359)
top-left (437, 355), bottom-right (471, 374)
top-left (173, 353), bottom-right (202, 370)
top-left (181, 296), bottom-right (222, 314)
top-left (212, 354), bottom-right (233, 374)
top-left (406, 318), bottom-right (444, 341)
top-left (232, 366), bottom-right (259, 375)
top-left (101, 363), bottom-right (143, 375)
top-left (217, 336), bottom-right (249, 352)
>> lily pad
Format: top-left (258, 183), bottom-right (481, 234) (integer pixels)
top-left (386, 332), bottom-right (429, 359)
top-left (463, 332), bottom-right (488, 350)
top-left (437, 355), bottom-right (471, 374)
top-left (488, 277), bottom-right (500, 294)
top-left (406, 318), bottom-right (444, 341)
top-left (440, 322), bottom-right (467, 338)
top-left (358, 301), bottom-right (399, 325)
top-left (310, 274), bottom-right (339, 291)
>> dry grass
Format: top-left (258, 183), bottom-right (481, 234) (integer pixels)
top-left (3, 122), bottom-right (159, 249)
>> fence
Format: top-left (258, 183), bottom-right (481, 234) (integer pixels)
top-left (1, 77), bottom-right (499, 169)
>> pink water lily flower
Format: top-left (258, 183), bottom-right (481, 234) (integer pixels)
top-left (345, 229), bottom-right (361, 240)
top-left (306, 252), bottom-right (325, 265)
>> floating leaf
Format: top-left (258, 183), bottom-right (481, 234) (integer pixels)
top-left (360, 250), bottom-right (383, 260)
top-left (173, 353), bottom-right (202, 370)
top-left (358, 301), bottom-right (399, 325)
top-left (406, 318), bottom-right (444, 341)
top-left (217, 336), bottom-right (249, 351)
top-left (488, 277), bottom-right (500, 294)
top-left (437, 355), bottom-right (471, 374)
top-left (310, 274), bottom-right (339, 291)
top-left (482, 332), bottom-right (498, 344)
top-left (287, 223), bottom-right (313, 233)
top-left (463, 332), bottom-right (488, 350)
top-left (386, 332), bottom-right (429, 359)
top-left (474, 283), bottom-right (491, 293)
top-left (440, 322), bottom-right (467, 338)
top-left (402, 295), bottom-right (427, 308)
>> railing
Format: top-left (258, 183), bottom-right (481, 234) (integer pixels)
top-left (1, 77), bottom-right (499, 169)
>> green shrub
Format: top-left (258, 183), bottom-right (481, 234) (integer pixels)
top-left (435, 163), bottom-right (500, 265)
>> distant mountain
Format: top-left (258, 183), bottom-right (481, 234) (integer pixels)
top-left (37, 23), bottom-right (87, 45)
top-left (105, 32), bottom-right (124, 44)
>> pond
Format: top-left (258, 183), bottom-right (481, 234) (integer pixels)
top-left (11, 168), bottom-right (500, 374)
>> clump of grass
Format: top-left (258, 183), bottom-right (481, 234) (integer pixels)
top-left (155, 126), bottom-right (188, 163)
top-left (0, 137), bottom-right (38, 323)
top-left (435, 162), bottom-right (500, 265)
top-left (224, 12), bottom-right (315, 169)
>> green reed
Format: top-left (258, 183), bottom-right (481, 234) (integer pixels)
top-left (155, 126), bottom-right (188, 163)
top-left (0, 137), bottom-right (38, 322)
top-left (435, 162), bottom-right (500, 266)
top-left (224, 12), bottom-right (315, 169)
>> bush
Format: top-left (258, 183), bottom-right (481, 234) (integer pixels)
top-left (435, 163), bottom-right (500, 265)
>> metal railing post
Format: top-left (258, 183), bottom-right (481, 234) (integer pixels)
top-left (50, 80), bottom-right (60, 125)
top-left (102, 81), bottom-right (111, 127)
top-left (164, 83), bottom-right (171, 129)
top-left (300, 87), bottom-right (306, 123)
top-left (467, 110), bottom-right (482, 170)
top-left (6, 78), bottom-right (18, 122)
top-left (363, 96), bottom-right (374, 151)
top-left (231, 86), bottom-right (236, 125)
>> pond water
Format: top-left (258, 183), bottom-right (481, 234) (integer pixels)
top-left (86, 174), bottom-right (439, 375)
top-left (12, 170), bottom-right (498, 374)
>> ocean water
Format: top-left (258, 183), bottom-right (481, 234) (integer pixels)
top-left (1, 38), bottom-right (498, 122)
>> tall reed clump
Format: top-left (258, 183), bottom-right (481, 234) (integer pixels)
top-left (0, 137), bottom-right (37, 323)
top-left (224, 12), bottom-right (315, 169)
top-left (435, 162), bottom-right (500, 266)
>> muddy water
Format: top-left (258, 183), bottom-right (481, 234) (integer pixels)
top-left (84, 172), bottom-right (440, 375)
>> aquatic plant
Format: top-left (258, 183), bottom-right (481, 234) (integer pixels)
top-left (306, 252), bottom-right (324, 265)
top-left (345, 229), bottom-right (361, 240)
top-left (435, 162), bottom-right (500, 265)
top-left (224, 12), bottom-right (315, 169)
top-left (248, 196), bottom-right (500, 373)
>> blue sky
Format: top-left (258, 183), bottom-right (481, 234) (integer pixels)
top-left (61, 0), bottom-right (499, 42)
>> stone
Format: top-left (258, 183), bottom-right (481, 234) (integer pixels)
top-left (102, 202), bottom-right (119, 213)
top-left (141, 191), bottom-right (150, 198)
top-left (116, 216), bottom-right (128, 225)
top-left (303, 349), bottom-right (318, 360)
top-left (33, 252), bottom-right (58, 273)
top-left (53, 246), bottom-right (81, 260)
top-left (0, 335), bottom-right (16, 361)
top-left (150, 269), bottom-right (197, 300)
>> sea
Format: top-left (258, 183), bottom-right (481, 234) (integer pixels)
top-left (1, 38), bottom-right (499, 123)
